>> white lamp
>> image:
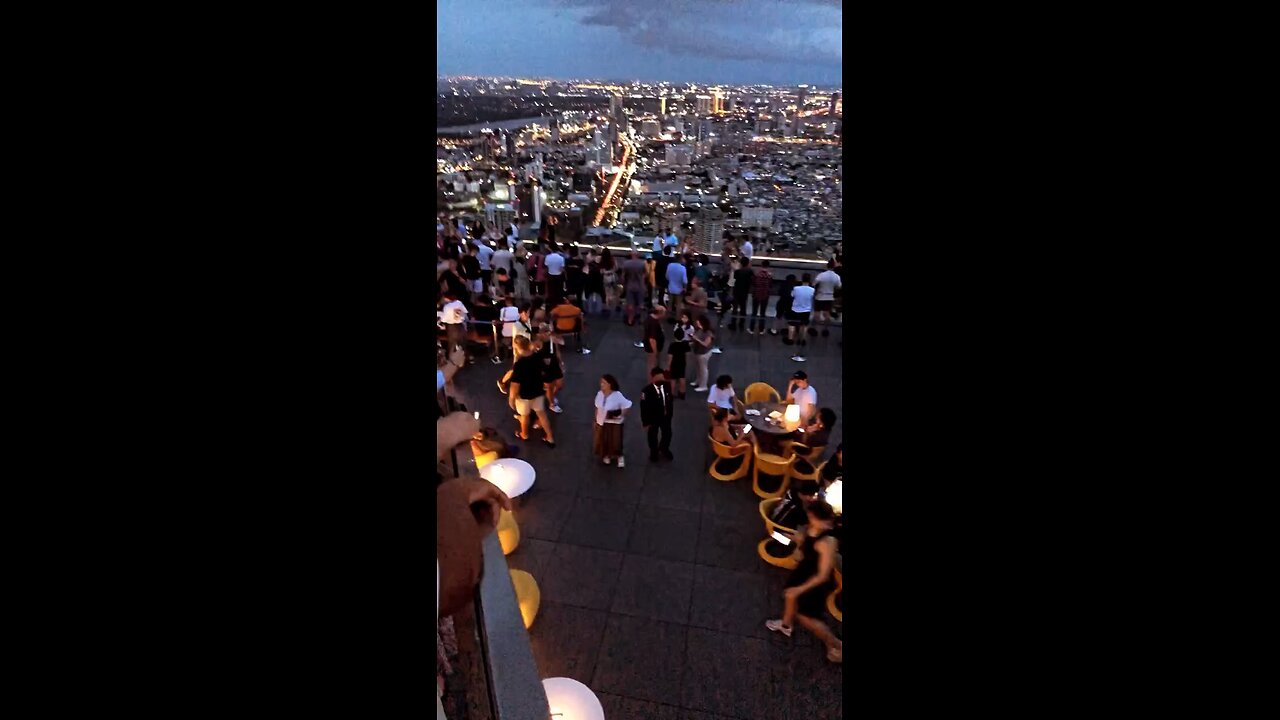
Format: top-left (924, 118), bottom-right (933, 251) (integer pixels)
top-left (784, 403), bottom-right (801, 427)
top-left (825, 478), bottom-right (843, 516)
top-left (542, 677), bottom-right (604, 720)
top-left (479, 458), bottom-right (536, 498)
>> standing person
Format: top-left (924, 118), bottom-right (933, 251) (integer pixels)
top-left (643, 253), bottom-right (657, 308)
top-left (665, 249), bottom-right (688, 323)
top-left (461, 246), bottom-right (483, 298)
top-left (812, 260), bottom-right (843, 337)
top-left (600, 247), bottom-right (618, 314)
top-left (668, 311), bottom-right (694, 399)
top-left (685, 276), bottom-right (709, 318)
top-left (441, 259), bottom-right (470, 305)
top-left (774, 273), bottom-right (797, 337)
top-left (441, 291), bottom-right (469, 355)
top-left (749, 259), bottom-right (773, 335)
top-left (740, 236), bottom-right (754, 261)
top-left (787, 274), bottom-right (816, 362)
top-left (634, 305), bottom-right (667, 375)
top-left (694, 253), bottom-right (714, 288)
top-left (508, 338), bottom-right (556, 448)
top-left (640, 367), bottom-right (675, 462)
top-left (544, 245), bottom-right (565, 304)
top-left (564, 248), bottom-right (586, 306)
top-left (527, 247), bottom-right (546, 297)
top-left (621, 250), bottom-right (647, 326)
top-left (473, 237), bottom-right (495, 289)
top-left (497, 296), bottom-right (520, 362)
top-left (690, 315), bottom-right (714, 392)
top-left (765, 501), bottom-right (843, 664)
top-left (729, 257), bottom-right (753, 331)
top-left (593, 374), bottom-right (633, 467)
top-left (584, 251), bottom-right (605, 317)
top-left (655, 246), bottom-right (674, 309)
top-left (491, 242), bottom-right (515, 284)
top-left (535, 325), bottom-right (567, 414)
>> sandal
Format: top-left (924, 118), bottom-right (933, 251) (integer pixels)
top-left (827, 647), bottom-right (843, 664)
top-left (765, 619), bottom-right (793, 638)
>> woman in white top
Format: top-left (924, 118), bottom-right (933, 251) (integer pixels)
top-left (706, 374), bottom-right (745, 421)
top-left (593, 374), bottom-right (634, 467)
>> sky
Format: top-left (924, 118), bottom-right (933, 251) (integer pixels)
top-left (437, 0), bottom-right (842, 87)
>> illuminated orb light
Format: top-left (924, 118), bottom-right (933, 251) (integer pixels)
top-left (479, 458), bottom-right (536, 498)
top-left (541, 677), bottom-right (604, 720)
top-left (510, 569), bottom-right (541, 630)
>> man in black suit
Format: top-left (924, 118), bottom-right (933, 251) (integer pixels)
top-left (640, 366), bottom-right (675, 462)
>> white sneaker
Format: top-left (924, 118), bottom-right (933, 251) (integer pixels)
top-left (551, 404), bottom-right (563, 414)
top-left (695, 386), bottom-right (709, 393)
top-left (791, 356), bottom-right (807, 362)
top-left (617, 456), bottom-right (626, 468)
top-left (603, 456), bottom-right (612, 465)
top-left (711, 347), bottom-right (723, 354)
top-left (580, 348), bottom-right (592, 355)
top-left (634, 341), bottom-right (646, 348)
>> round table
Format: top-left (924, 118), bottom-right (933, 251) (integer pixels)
top-left (743, 402), bottom-right (798, 455)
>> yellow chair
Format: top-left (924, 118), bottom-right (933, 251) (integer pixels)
top-left (708, 434), bottom-right (752, 482)
top-left (781, 441), bottom-right (826, 480)
top-left (751, 438), bottom-right (796, 499)
top-left (756, 498), bottom-right (800, 569)
top-left (509, 569), bottom-right (541, 630)
top-left (474, 450), bottom-right (499, 470)
top-left (743, 382), bottom-right (781, 405)
top-left (827, 566), bottom-right (842, 622)
top-left (497, 508), bottom-right (520, 555)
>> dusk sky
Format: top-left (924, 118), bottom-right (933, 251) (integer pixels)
top-left (437, 0), bottom-right (842, 86)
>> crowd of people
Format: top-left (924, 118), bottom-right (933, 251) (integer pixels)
top-left (437, 214), bottom-right (846, 678)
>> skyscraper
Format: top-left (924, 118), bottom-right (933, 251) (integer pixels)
top-left (609, 94), bottom-right (623, 118)
top-left (551, 117), bottom-right (560, 144)
top-left (695, 208), bottom-right (724, 254)
top-left (696, 95), bottom-right (713, 115)
top-left (830, 91), bottom-right (842, 116)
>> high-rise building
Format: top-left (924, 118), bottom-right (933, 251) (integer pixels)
top-left (694, 208), bottom-right (724, 254)
top-left (830, 91), bottom-right (842, 115)
top-left (551, 117), bottom-right (560, 144)
top-left (712, 91), bottom-right (724, 114)
top-left (696, 95), bottom-right (713, 115)
top-left (609, 95), bottom-right (623, 118)
top-left (665, 144), bottom-right (692, 166)
top-left (798, 86), bottom-right (807, 108)
top-left (741, 204), bottom-right (774, 228)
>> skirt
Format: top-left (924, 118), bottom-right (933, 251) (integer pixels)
top-left (593, 422), bottom-right (624, 457)
top-left (668, 348), bottom-right (688, 379)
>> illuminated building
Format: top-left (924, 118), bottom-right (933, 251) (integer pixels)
top-left (694, 207), bottom-right (724, 254)
top-left (696, 95), bottom-right (713, 115)
top-left (831, 91), bottom-right (842, 116)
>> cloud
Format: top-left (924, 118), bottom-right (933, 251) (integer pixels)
top-left (542, 0), bottom-right (841, 67)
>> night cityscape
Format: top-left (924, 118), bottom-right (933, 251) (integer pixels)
top-left (438, 3), bottom-right (843, 719)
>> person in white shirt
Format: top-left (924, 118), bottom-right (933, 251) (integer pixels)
top-left (787, 274), bottom-right (816, 362)
top-left (498, 297), bottom-right (522, 360)
top-left (543, 249), bottom-right (565, 300)
top-left (784, 370), bottom-right (819, 426)
top-left (473, 240), bottom-right (494, 288)
top-left (740, 239), bottom-right (754, 260)
top-left (441, 291), bottom-right (469, 353)
top-left (706, 374), bottom-right (745, 421)
top-left (652, 234), bottom-right (664, 253)
top-left (593, 374), bottom-right (633, 467)
top-left (812, 260), bottom-right (843, 337)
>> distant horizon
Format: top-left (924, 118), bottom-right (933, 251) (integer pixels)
top-left (438, 74), bottom-right (841, 90)
top-left (438, 0), bottom-right (841, 87)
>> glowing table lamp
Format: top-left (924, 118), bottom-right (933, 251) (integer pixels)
top-left (825, 478), bottom-right (843, 516)
top-left (479, 458), bottom-right (536, 498)
top-left (784, 403), bottom-right (801, 429)
top-left (541, 677), bottom-right (605, 720)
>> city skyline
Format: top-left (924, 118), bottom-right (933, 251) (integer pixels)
top-left (437, 0), bottom-right (842, 86)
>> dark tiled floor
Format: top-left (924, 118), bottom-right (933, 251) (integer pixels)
top-left (449, 312), bottom-right (844, 720)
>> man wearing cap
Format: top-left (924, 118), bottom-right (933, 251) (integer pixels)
top-left (784, 371), bottom-right (818, 426)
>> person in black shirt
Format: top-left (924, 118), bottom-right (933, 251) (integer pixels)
top-left (508, 348), bottom-right (556, 448)
top-left (770, 479), bottom-right (820, 529)
top-left (773, 274), bottom-right (797, 337)
top-left (460, 246), bottom-right (483, 298)
top-left (635, 305), bottom-right (667, 375)
top-left (441, 259), bottom-right (470, 308)
top-left (584, 254), bottom-right (605, 316)
top-left (640, 367), bottom-right (675, 462)
top-left (565, 249), bottom-right (586, 305)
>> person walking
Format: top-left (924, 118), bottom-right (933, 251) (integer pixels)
top-left (640, 367), bottom-right (675, 462)
top-left (690, 315), bottom-right (714, 392)
top-left (765, 501), bottom-right (843, 664)
top-left (634, 304), bottom-right (667, 374)
top-left (527, 247), bottom-right (546, 297)
top-left (593, 374), bottom-right (633, 467)
top-left (508, 338), bottom-right (556, 448)
top-left (599, 247), bottom-right (618, 314)
top-left (748, 259), bottom-right (773, 335)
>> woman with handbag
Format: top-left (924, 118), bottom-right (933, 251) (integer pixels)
top-left (593, 374), bottom-right (633, 467)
